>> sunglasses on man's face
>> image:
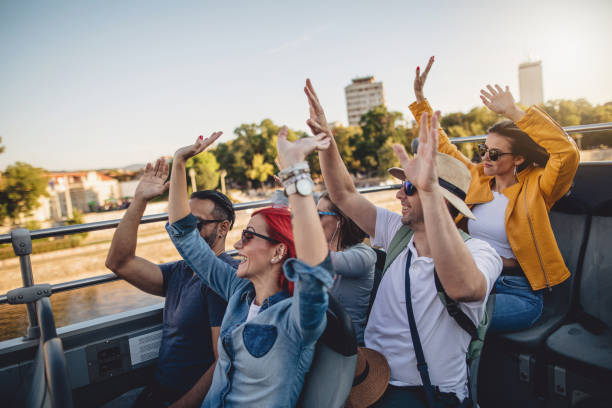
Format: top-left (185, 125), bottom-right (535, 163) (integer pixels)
top-left (196, 218), bottom-right (225, 231)
top-left (241, 229), bottom-right (280, 244)
top-left (478, 143), bottom-right (513, 162)
top-left (401, 180), bottom-right (417, 196)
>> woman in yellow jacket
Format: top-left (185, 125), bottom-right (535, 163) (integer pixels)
top-left (411, 57), bottom-right (580, 332)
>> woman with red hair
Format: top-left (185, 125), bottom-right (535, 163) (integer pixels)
top-left (166, 127), bottom-right (333, 407)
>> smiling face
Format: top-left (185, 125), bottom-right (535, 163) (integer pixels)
top-left (482, 132), bottom-right (524, 177)
top-left (317, 198), bottom-right (340, 245)
top-left (233, 214), bottom-right (281, 280)
top-left (395, 185), bottom-right (424, 226)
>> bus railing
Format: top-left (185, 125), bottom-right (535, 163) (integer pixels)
top-left (1, 121), bottom-right (611, 338)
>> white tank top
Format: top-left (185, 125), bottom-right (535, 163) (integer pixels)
top-left (468, 191), bottom-right (516, 259)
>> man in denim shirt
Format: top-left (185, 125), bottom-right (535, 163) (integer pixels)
top-left (106, 159), bottom-right (237, 407)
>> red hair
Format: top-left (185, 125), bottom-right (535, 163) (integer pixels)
top-left (252, 207), bottom-right (296, 295)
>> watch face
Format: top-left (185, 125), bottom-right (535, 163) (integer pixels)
top-left (296, 178), bottom-right (313, 195)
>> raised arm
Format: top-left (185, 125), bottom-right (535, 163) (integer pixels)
top-left (394, 112), bottom-right (490, 302)
top-left (480, 85), bottom-right (580, 206)
top-left (276, 126), bottom-right (335, 343)
top-left (305, 79), bottom-right (377, 237)
top-left (409, 57), bottom-right (474, 169)
top-left (105, 159), bottom-right (169, 296)
top-left (166, 132), bottom-right (246, 300)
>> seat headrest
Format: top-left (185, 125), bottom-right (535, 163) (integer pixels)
top-left (319, 295), bottom-right (358, 357)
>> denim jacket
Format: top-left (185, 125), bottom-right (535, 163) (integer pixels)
top-left (166, 214), bottom-right (335, 408)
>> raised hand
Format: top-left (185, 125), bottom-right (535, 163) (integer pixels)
top-left (304, 79), bottom-right (331, 137)
top-left (276, 125), bottom-right (330, 170)
top-left (393, 111), bottom-right (441, 194)
top-left (480, 84), bottom-right (525, 122)
top-left (134, 158), bottom-right (170, 202)
top-left (414, 56), bottom-right (434, 103)
top-left (174, 131), bottom-right (223, 163)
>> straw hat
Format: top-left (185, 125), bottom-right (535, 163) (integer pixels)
top-left (345, 347), bottom-right (390, 408)
top-left (387, 152), bottom-right (475, 220)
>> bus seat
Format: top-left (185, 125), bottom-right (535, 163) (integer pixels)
top-left (43, 338), bottom-right (74, 408)
top-left (545, 203), bottom-right (612, 404)
top-left (496, 195), bottom-right (589, 350)
top-left (478, 194), bottom-right (589, 408)
top-left (37, 298), bottom-right (58, 342)
top-left (298, 295), bottom-right (358, 408)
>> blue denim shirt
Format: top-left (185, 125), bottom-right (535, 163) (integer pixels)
top-left (166, 214), bottom-right (334, 408)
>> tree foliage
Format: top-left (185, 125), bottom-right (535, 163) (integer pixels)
top-left (187, 151), bottom-right (220, 191)
top-left (0, 162), bottom-right (49, 223)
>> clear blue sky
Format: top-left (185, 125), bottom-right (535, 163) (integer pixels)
top-left (1, 0), bottom-right (611, 171)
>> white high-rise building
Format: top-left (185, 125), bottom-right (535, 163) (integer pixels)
top-left (345, 76), bottom-right (385, 126)
top-left (518, 61), bottom-right (544, 106)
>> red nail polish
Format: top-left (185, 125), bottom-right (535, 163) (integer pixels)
top-left (417, 66), bottom-right (420, 71)
top-left (199, 135), bottom-right (203, 140)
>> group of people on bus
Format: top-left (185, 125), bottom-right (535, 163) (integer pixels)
top-left (106, 57), bottom-right (579, 408)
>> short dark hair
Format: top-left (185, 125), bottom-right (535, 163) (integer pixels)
top-left (319, 192), bottom-right (367, 249)
top-left (488, 120), bottom-right (549, 172)
top-left (190, 190), bottom-right (235, 229)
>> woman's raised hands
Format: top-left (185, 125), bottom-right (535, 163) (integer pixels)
top-left (135, 158), bottom-right (170, 202)
top-left (393, 111), bottom-right (441, 194)
top-left (414, 56), bottom-right (434, 103)
top-left (304, 79), bottom-right (331, 137)
top-left (480, 85), bottom-right (525, 122)
top-left (174, 131), bottom-right (223, 163)
top-left (276, 125), bottom-right (330, 170)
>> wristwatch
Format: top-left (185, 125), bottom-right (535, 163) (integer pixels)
top-left (284, 176), bottom-right (314, 196)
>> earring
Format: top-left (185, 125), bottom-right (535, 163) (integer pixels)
top-left (513, 165), bottom-right (518, 179)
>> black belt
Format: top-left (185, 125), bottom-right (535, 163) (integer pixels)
top-left (502, 266), bottom-right (524, 277)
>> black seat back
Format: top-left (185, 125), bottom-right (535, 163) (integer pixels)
top-left (367, 248), bottom-right (387, 319)
top-left (577, 200), bottom-right (612, 330)
top-left (298, 295), bottom-right (358, 408)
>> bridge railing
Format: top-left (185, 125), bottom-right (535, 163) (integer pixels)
top-left (1, 122), bottom-right (611, 338)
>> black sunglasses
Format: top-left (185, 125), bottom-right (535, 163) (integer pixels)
top-left (478, 143), bottom-right (513, 162)
top-left (241, 229), bottom-right (280, 244)
top-left (401, 180), bottom-right (417, 196)
top-left (196, 218), bottom-right (225, 231)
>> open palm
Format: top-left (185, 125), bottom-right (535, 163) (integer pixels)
top-left (174, 131), bottom-right (223, 163)
top-left (276, 126), bottom-right (330, 170)
top-left (135, 158), bottom-right (170, 201)
top-left (393, 111), bottom-right (441, 193)
top-left (304, 79), bottom-right (331, 136)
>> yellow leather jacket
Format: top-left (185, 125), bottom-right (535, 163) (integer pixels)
top-left (409, 100), bottom-right (580, 290)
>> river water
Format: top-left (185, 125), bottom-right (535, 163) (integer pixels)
top-left (0, 191), bottom-right (400, 342)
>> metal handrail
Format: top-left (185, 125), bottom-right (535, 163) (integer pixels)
top-left (1, 121), bottom-right (611, 306)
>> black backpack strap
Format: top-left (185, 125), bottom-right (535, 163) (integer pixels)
top-left (433, 271), bottom-right (478, 341)
top-left (404, 251), bottom-right (439, 408)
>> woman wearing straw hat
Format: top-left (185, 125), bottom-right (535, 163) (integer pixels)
top-left (411, 57), bottom-right (579, 332)
top-left (165, 128), bottom-right (336, 407)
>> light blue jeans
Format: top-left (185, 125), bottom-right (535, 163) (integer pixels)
top-left (489, 275), bottom-right (544, 333)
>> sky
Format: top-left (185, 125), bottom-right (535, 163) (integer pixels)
top-left (1, 0), bottom-right (611, 171)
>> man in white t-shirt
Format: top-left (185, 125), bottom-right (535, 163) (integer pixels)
top-left (305, 79), bottom-right (502, 407)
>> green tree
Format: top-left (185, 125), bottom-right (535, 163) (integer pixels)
top-left (0, 162), bottom-right (49, 224)
top-left (245, 153), bottom-right (275, 187)
top-left (0, 136), bottom-right (4, 154)
top-left (187, 151), bottom-right (220, 190)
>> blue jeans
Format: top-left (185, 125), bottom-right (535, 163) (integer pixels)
top-left (489, 275), bottom-right (543, 333)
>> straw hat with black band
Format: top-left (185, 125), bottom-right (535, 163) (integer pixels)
top-left (387, 152), bottom-right (476, 220)
top-left (345, 347), bottom-right (390, 408)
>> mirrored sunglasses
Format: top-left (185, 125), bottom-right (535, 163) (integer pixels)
top-left (478, 143), bottom-right (513, 162)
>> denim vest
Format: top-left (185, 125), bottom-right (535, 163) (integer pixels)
top-left (166, 214), bottom-right (334, 407)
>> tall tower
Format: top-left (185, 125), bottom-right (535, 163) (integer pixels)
top-left (518, 61), bottom-right (544, 106)
top-left (345, 76), bottom-right (385, 126)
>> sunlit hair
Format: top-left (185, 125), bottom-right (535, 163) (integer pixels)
top-left (319, 192), bottom-right (367, 250)
top-left (251, 207), bottom-right (296, 295)
top-left (488, 120), bottom-right (549, 172)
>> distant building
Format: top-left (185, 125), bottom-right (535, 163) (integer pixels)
top-left (518, 61), bottom-right (544, 106)
top-left (345, 76), bottom-right (385, 126)
top-left (46, 171), bottom-right (121, 217)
